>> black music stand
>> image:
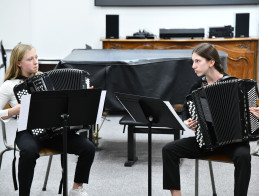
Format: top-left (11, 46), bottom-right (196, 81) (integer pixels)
top-left (18, 89), bottom-right (105, 196)
top-left (0, 40), bottom-right (7, 72)
top-left (115, 93), bottom-right (189, 196)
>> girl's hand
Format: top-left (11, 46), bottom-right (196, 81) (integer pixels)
top-left (1, 104), bottom-right (20, 120)
top-left (184, 118), bottom-right (197, 131)
top-left (250, 107), bottom-right (259, 119)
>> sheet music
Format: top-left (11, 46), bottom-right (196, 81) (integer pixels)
top-left (17, 94), bottom-right (31, 131)
top-left (115, 97), bottom-right (137, 122)
top-left (163, 101), bottom-right (192, 132)
top-left (96, 90), bottom-right (107, 124)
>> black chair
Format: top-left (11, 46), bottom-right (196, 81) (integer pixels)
top-left (195, 154), bottom-right (233, 196)
top-left (0, 106), bottom-right (61, 192)
top-left (195, 143), bottom-right (259, 196)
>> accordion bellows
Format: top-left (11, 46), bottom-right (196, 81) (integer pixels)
top-left (48, 69), bottom-right (90, 90)
top-left (187, 79), bottom-right (259, 151)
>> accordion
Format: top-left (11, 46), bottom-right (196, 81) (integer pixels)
top-left (13, 68), bottom-right (90, 140)
top-left (14, 69), bottom-right (90, 103)
top-left (187, 79), bottom-right (259, 151)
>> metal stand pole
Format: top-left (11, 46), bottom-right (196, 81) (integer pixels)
top-left (61, 114), bottom-right (69, 196)
top-left (148, 116), bottom-right (153, 196)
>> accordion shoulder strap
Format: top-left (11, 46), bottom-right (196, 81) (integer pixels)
top-left (201, 74), bottom-right (237, 85)
top-left (219, 75), bottom-right (237, 81)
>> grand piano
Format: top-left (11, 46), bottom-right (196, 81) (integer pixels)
top-left (57, 49), bottom-right (227, 112)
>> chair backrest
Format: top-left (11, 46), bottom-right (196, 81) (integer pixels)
top-left (3, 103), bottom-right (10, 109)
top-left (0, 118), bottom-right (8, 147)
top-left (1, 104), bottom-right (17, 147)
top-left (0, 116), bottom-right (16, 150)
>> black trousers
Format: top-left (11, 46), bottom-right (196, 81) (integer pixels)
top-left (162, 136), bottom-right (251, 196)
top-left (15, 130), bottom-right (95, 196)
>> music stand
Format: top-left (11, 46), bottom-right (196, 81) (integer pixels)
top-left (115, 92), bottom-right (190, 196)
top-left (0, 40), bottom-right (7, 72)
top-left (18, 89), bottom-right (106, 196)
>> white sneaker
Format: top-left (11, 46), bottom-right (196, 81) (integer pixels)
top-left (68, 186), bottom-right (89, 196)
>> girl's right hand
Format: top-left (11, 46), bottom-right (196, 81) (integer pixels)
top-left (184, 118), bottom-right (197, 131)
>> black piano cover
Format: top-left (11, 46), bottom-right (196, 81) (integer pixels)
top-left (57, 49), bottom-right (227, 112)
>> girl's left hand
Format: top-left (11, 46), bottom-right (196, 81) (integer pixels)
top-left (249, 107), bottom-right (259, 119)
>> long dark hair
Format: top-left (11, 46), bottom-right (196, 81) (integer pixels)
top-left (192, 43), bottom-right (224, 74)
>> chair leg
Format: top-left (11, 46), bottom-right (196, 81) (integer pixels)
top-left (208, 161), bottom-right (217, 196)
top-left (195, 159), bottom-right (199, 196)
top-left (58, 154), bottom-right (63, 194)
top-left (42, 155), bottom-right (53, 191)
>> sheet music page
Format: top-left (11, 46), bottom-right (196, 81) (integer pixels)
top-left (17, 94), bottom-right (31, 131)
top-left (115, 96), bottom-right (137, 122)
top-left (96, 90), bottom-right (107, 124)
top-left (163, 101), bottom-right (193, 132)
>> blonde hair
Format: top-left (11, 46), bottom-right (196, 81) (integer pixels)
top-left (4, 44), bottom-right (34, 81)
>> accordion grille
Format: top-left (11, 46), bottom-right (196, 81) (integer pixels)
top-left (204, 81), bottom-right (242, 146)
top-left (48, 69), bottom-right (88, 90)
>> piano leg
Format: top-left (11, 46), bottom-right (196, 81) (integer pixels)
top-left (125, 125), bottom-right (138, 167)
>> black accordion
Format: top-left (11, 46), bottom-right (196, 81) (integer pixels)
top-left (13, 68), bottom-right (90, 140)
top-left (187, 79), bottom-right (259, 151)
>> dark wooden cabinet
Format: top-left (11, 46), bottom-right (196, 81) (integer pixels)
top-left (102, 38), bottom-right (259, 80)
top-left (38, 59), bottom-right (60, 72)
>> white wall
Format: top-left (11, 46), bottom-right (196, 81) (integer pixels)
top-left (0, 0), bottom-right (259, 59)
top-left (0, 0), bottom-right (31, 48)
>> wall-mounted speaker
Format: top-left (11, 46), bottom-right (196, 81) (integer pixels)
top-left (106, 15), bottom-right (119, 39)
top-left (235, 13), bottom-right (249, 37)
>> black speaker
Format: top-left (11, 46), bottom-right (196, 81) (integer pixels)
top-left (106, 15), bottom-right (119, 39)
top-left (235, 13), bottom-right (249, 38)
